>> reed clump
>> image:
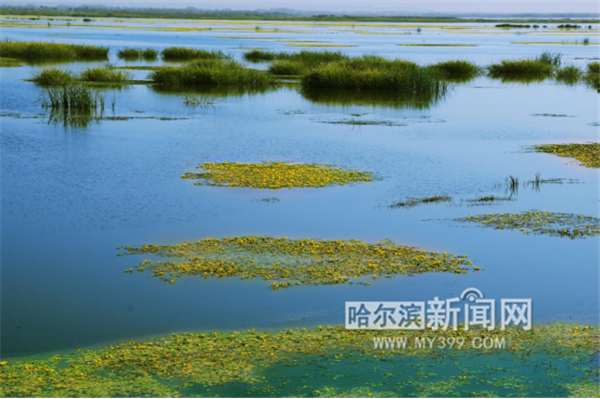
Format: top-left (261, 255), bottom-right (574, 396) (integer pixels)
top-left (244, 50), bottom-right (348, 64)
top-left (79, 66), bottom-right (132, 82)
top-left (0, 39), bottom-right (108, 61)
top-left (117, 47), bottom-right (158, 60)
top-left (31, 68), bottom-right (76, 85)
top-left (555, 65), bottom-right (581, 84)
top-left (149, 59), bottom-right (275, 88)
top-left (161, 47), bottom-right (228, 61)
top-left (488, 52), bottom-right (561, 82)
top-left (429, 60), bottom-right (480, 82)
top-left (301, 56), bottom-right (446, 97)
top-left (586, 62), bottom-right (600, 91)
top-left (42, 84), bottom-right (105, 112)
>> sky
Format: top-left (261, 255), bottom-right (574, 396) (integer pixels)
top-left (5, 0), bottom-right (600, 14)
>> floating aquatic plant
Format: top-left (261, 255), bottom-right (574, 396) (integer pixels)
top-left (181, 162), bottom-right (372, 189)
top-left (390, 195), bottom-right (452, 208)
top-left (120, 236), bottom-right (477, 288)
top-left (534, 143), bottom-right (600, 168)
top-left (456, 210), bottom-right (600, 239)
top-left (0, 323), bottom-right (597, 397)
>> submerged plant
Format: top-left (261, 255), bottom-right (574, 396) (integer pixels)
top-left (456, 210), bottom-right (600, 239)
top-left (534, 143), bottom-right (600, 168)
top-left (120, 236), bottom-right (477, 288)
top-left (182, 95), bottom-right (219, 106)
top-left (181, 162), bottom-right (372, 189)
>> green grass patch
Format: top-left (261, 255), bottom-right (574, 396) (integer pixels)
top-left (149, 59), bottom-right (275, 89)
top-left (161, 47), bottom-right (228, 61)
top-left (0, 39), bottom-right (108, 61)
top-left (117, 47), bottom-right (158, 60)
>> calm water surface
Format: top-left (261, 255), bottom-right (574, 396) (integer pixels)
top-left (1, 16), bottom-right (599, 358)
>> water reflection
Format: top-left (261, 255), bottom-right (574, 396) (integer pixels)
top-left (300, 87), bottom-right (448, 109)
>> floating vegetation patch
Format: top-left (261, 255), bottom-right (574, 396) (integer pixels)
top-left (533, 143), bottom-right (600, 168)
top-left (319, 119), bottom-right (407, 127)
top-left (0, 39), bottom-right (108, 61)
top-left (117, 47), bottom-right (158, 60)
top-left (398, 43), bottom-right (476, 47)
top-left (456, 210), bottom-right (600, 239)
top-left (495, 23), bottom-right (532, 28)
top-left (149, 59), bottom-right (275, 89)
top-left (120, 236), bottom-right (476, 288)
top-left (555, 65), bottom-right (582, 84)
top-left (465, 196), bottom-right (513, 205)
top-left (1, 324), bottom-right (597, 397)
top-left (0, 57), bottom-right (21, 67)
top-left (487, 52), bottom-right (560, 82)
top-left (182, 95), bottom-right (219, 106)
top-left (181, 162), bottom-right (372, 189)
top-left (531, 113), bottom-right (575, 117)
top-left (390, 195), bottom-right (452, 209)
top-left (161, 47), bottom-right (228, 61)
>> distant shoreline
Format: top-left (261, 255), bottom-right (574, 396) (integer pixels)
top-left (0, 6), bottom-right (598, 24)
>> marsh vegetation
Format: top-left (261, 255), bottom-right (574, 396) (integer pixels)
top-left (0, 39), bottom-right (108, 61)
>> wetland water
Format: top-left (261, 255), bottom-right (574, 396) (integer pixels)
top-left (1, 16), bottom-right (599, 361)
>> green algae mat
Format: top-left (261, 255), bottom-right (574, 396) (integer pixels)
top-left (120, 236), bottom-right (478, 289)
top-left (1, 324), bottom-right (598, 397)
top-left (181, 162), bottom-right (373, 189)
top-left (534, 143), bottom-right (600, 169)
top-left (456, 210), bottom-right (600, 239)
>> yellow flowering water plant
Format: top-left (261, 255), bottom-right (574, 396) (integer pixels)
top-left (0, 324), bottom-right (597, 397)
top-left (456, 210), bottom-right (600, 239)
top-left (181, 162), bottom-right (373, 189)
top-left (119, 236), bottom-right (478, 289)
top-left (534, 143), bottom-right (600, 169)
